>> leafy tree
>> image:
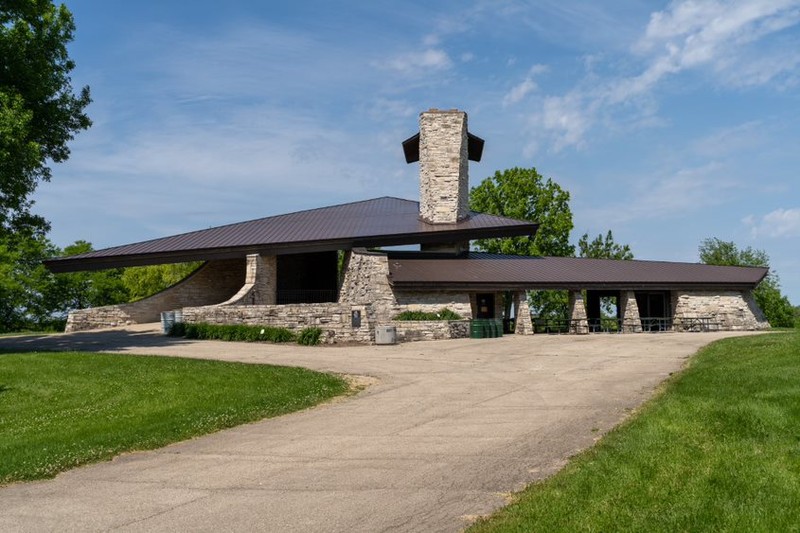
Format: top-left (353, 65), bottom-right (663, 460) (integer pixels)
top-left (470, 167), bottom-right (574, 257)
top-left (470, 167), bottom-right (574, 321)
top-left (46, 240), bottom-right (129, 313)
top-left (0, 229), bottom-right (60, 331)
top-left (699, 238), bottom-right (794, 328)
top-left (121, 262), bottom-right (202, 301)
top-left (0, 1), bottom-right (91, 236)
top-left (578, 230), bottom-right (633, 260)
top-left (0, 235), bottom-right (130, 332)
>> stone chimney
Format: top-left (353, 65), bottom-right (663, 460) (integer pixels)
top-left (418, 109), bottom-right (470, 224)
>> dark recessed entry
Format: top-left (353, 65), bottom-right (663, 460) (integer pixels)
top-left (476, 293), bottom-right (495, 319)
top-left (277, 251), bottom-right (338, 304)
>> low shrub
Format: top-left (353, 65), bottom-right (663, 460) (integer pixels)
top-left (297, 327), bottom-right (323, 346)
top-left (169, 322), bottom-right (297, 343)
top-left (169, 322), bottom-right (325, 345)
top-left (393, 308), bottom-right (463, 321)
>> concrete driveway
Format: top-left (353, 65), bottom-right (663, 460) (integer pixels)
top-left (0, 327), bottom-right (757, 532)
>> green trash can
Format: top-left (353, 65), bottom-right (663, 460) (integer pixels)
top-left (495, 319), bottom-right (504, 337)
top-left (487, 320), bottom-right (497, 338)
top-left (470, 319), bottom-right (485, 339)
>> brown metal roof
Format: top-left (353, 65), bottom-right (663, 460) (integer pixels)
top-left (45, 197), bottom-right (539, 272)
top-left (387, 252), bottom-right (769, 290)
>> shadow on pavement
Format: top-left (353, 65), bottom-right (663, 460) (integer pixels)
top-left (0, 326), bottom-right (193, 353)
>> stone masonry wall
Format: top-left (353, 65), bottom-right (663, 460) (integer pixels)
top-left (338, 249), bottom-right (395, 308)
top-left (514, 291), bottom-right (534, 335)
top-left (390, 320), bottom-right (470, 343)
top-left (339, 248), bottom-right (472, 323)
top-left (672, 290), bottom-right (769, 331)
top-left (221, 254), bottom-right (276, 305)
top-left (569, 290), bottom-right (589, 334)
top-left (620, 290), bottom-right (642, 333)
top-left (182, 303), bottom-right (374, 344)
top-left (393, 290), bottom-right (473, 318)
top-left (418, 109), bottom-right (469, 224)
top-left (65, 258), bottom-right (246, 332)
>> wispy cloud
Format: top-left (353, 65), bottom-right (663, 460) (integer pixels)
top-left (744, 207), bottom-right (800, 238)
top-left (525, 0), bottom-right (800, 153)
top-left (581, 162), bottom-right (740, 227)
top-left (503, 64), bottom-right (547, 107)
top-left (381, 48), bottom-right (452, 75)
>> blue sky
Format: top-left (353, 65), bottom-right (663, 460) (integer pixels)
top-left (36, 0), bottom-right (800, 302)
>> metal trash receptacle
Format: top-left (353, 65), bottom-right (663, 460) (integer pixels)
top-left (160, 311), bottom-right (175, 334)
top-left (470, 320), bottom-right (485, 338)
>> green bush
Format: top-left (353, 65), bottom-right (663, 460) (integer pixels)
top-left (298, 327), bottom-right (323, 346)
top-left (169, 322), bottom-right (297, 343)
top-left (393, 308), bottom-right (463, 321)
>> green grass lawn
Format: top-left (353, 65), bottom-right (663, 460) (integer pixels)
top-left (0, 351), bottom-right (349, 485)
top-left (470, 331), bottom-right (800, 532)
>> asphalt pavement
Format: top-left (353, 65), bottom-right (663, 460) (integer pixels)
top-left (0, 326), bottom-right (758, 532)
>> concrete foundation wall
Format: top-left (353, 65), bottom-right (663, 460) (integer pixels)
top-left (65, 259), bottom-right (246, 332)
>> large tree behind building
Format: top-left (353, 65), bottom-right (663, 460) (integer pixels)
top-left (0, 1), bottom-right (91, 236)
top-left (470, 167), bottom-right (574, 257)
top-left (699, 237), bottom-right (794, 328)
top-left (470, 167), bottom-right (575, 320)
top-left (578, 230), bottom-right (633, 260)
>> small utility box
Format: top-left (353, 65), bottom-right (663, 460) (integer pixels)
top-left (375, 325), bottom-right (397, 345)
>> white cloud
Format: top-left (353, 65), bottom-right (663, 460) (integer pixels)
top-left (503, 78), bottom-right (537, 106)
top-left (382, 48), bottom-right (453, 74)
top-left (526, 0), bottom-right (800, 152)
top-left (744, 207), bottom-right (800, 238)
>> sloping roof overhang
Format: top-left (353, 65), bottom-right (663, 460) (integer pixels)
top-left (387, 253), bottom-right (769, 291)
top-left (45, 198), bottom-right (538, 273)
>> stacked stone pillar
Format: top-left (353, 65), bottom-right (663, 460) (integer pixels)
top-left (514, 291), bottom-right (534, 335)
top-left (222, 254), bottom-right (276, 305)
top-left (619, 291), bottom-right (642, 333)
top-left (569, 290), bottom-right (589, 334)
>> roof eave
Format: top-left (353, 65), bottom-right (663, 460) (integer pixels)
top-left (388, 281), bottom-right (764, 291)
top-left (44, 223), bottom-right (539, 273)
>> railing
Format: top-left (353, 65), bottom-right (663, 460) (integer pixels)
top-left (588, 318), bottom-right (622, 333)
top-left (533, 319), bottom-right (588, 334)
top-left (276, 289), bottom-right (337, 305)
top-left (639, 316), bottom-right (673, 332)
top-left (533, 316), bottom-right (678, 334)
top-left (675, 316), bottom-right (720, 332)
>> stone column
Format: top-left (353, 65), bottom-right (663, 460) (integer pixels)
top-left (514, 292), bottom-right (534, 335)
top-left (418, 109), bottom-right (469, 224)
top-left (246, 254), bottom-right (276, 305)
top-left (569, 291), bottom-right (589, 334)
top-left (619, 291), bottom-right (642, 333)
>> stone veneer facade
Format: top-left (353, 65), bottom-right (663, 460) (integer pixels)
top-left (619, 291), bottom-right (643, 333)
top-left (672, 290), bottom-right (768, 331)
top-left (418, 109), bottom-right (470, 224)
top-left (65, 259), bottom-right (245, 332)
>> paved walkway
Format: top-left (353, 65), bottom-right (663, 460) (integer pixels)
top-left (0, 327), bottom-right (758, 532)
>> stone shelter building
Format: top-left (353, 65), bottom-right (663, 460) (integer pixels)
top-left (46, 109), bottom-right (769, 343)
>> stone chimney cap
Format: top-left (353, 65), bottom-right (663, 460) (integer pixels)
top-left (401, 131), bottom-right (485, 164)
